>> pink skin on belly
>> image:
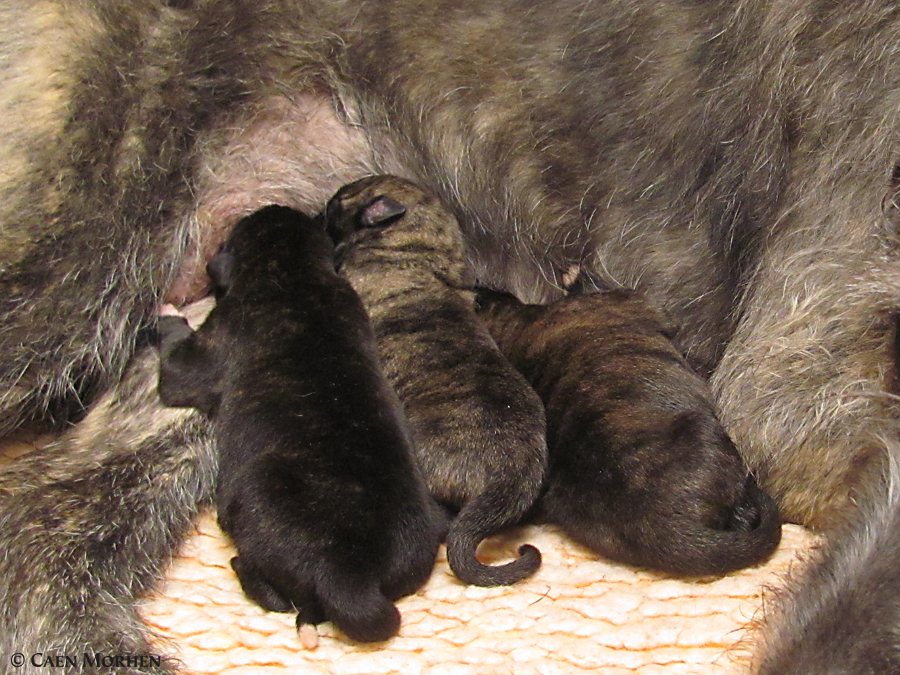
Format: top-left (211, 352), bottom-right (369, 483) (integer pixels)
top-left (164, 91), bottom-right (403, 306)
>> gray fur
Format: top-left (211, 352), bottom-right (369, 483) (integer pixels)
top-left (0, 346), bottom-right (215, 674)
top-left (0, 0), bottom-right (899, 671)
top-left (755, 449), bottom-right (900, 674)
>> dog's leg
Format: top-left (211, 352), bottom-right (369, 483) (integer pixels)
top-left (754, 450), bottom-right (900, 674)
top-left (712, 170), bottom-right (900, 668)
top-left (0, 346), bottom-right (216, 674)
top-left (712, 186), bottom-right (900, 531)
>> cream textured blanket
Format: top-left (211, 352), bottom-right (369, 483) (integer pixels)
top-left (1, 432), bottom-right (816, 673)
top-left (140, 512), bottom-right (816, 675)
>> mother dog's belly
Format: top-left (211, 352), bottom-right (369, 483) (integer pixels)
top-left (167, 92), bottom-right (393, 305)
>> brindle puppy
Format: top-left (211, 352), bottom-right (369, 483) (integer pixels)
top-left (475, 286), bottom-right (781, 576)
top-left (324, 175), bottom-right (547, 587)
top-left (157, 205), bottom-right (442, 642)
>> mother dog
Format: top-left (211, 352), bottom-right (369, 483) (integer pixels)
top-left (0, 0), bottom-right (898, 672)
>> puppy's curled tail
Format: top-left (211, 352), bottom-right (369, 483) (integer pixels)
top-left (446, 483), bottom-right (542, 587)
top-left (317, 579), bottom-right (401, 643)
top-left (645, 477), bottom-right (782, 576)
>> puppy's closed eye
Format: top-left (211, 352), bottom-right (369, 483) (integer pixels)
top-left (360, 196), bottom-right (407, 228)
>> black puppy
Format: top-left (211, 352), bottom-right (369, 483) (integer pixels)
top-left (325, 176), bottom-right (547, 587)
top-left (475, 286), bottom-right (781, 576)
top-left (157, 205), bottom-right (442, 642)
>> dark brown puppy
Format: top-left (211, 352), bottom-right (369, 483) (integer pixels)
top-left (157, 205), bottom-right (442, 642)
top-left (475, 286), bottom-right (781, 576)
top-left (325, 175), bottom-right (547, 587)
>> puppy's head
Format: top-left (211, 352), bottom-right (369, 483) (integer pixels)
top-left (324, 175), bottom-right (471, 286)
top-left (208, 205), bottom-right (334, 297)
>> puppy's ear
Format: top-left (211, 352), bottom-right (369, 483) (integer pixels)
top-left (324, 197), bottom-right (354, 244)
top-left (360, 196), bottom-right (407, 228)
top-left (155, 315), bottom-right (195, 351)
top-left (207, 248), bottom-right (236, 296)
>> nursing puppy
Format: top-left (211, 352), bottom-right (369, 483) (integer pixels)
top-left (324, 176), bottom-right (547, 587)
top-left (475, 286), bottom-right (781, 576)
top-left (157, 205), bottom-right (442, 642)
